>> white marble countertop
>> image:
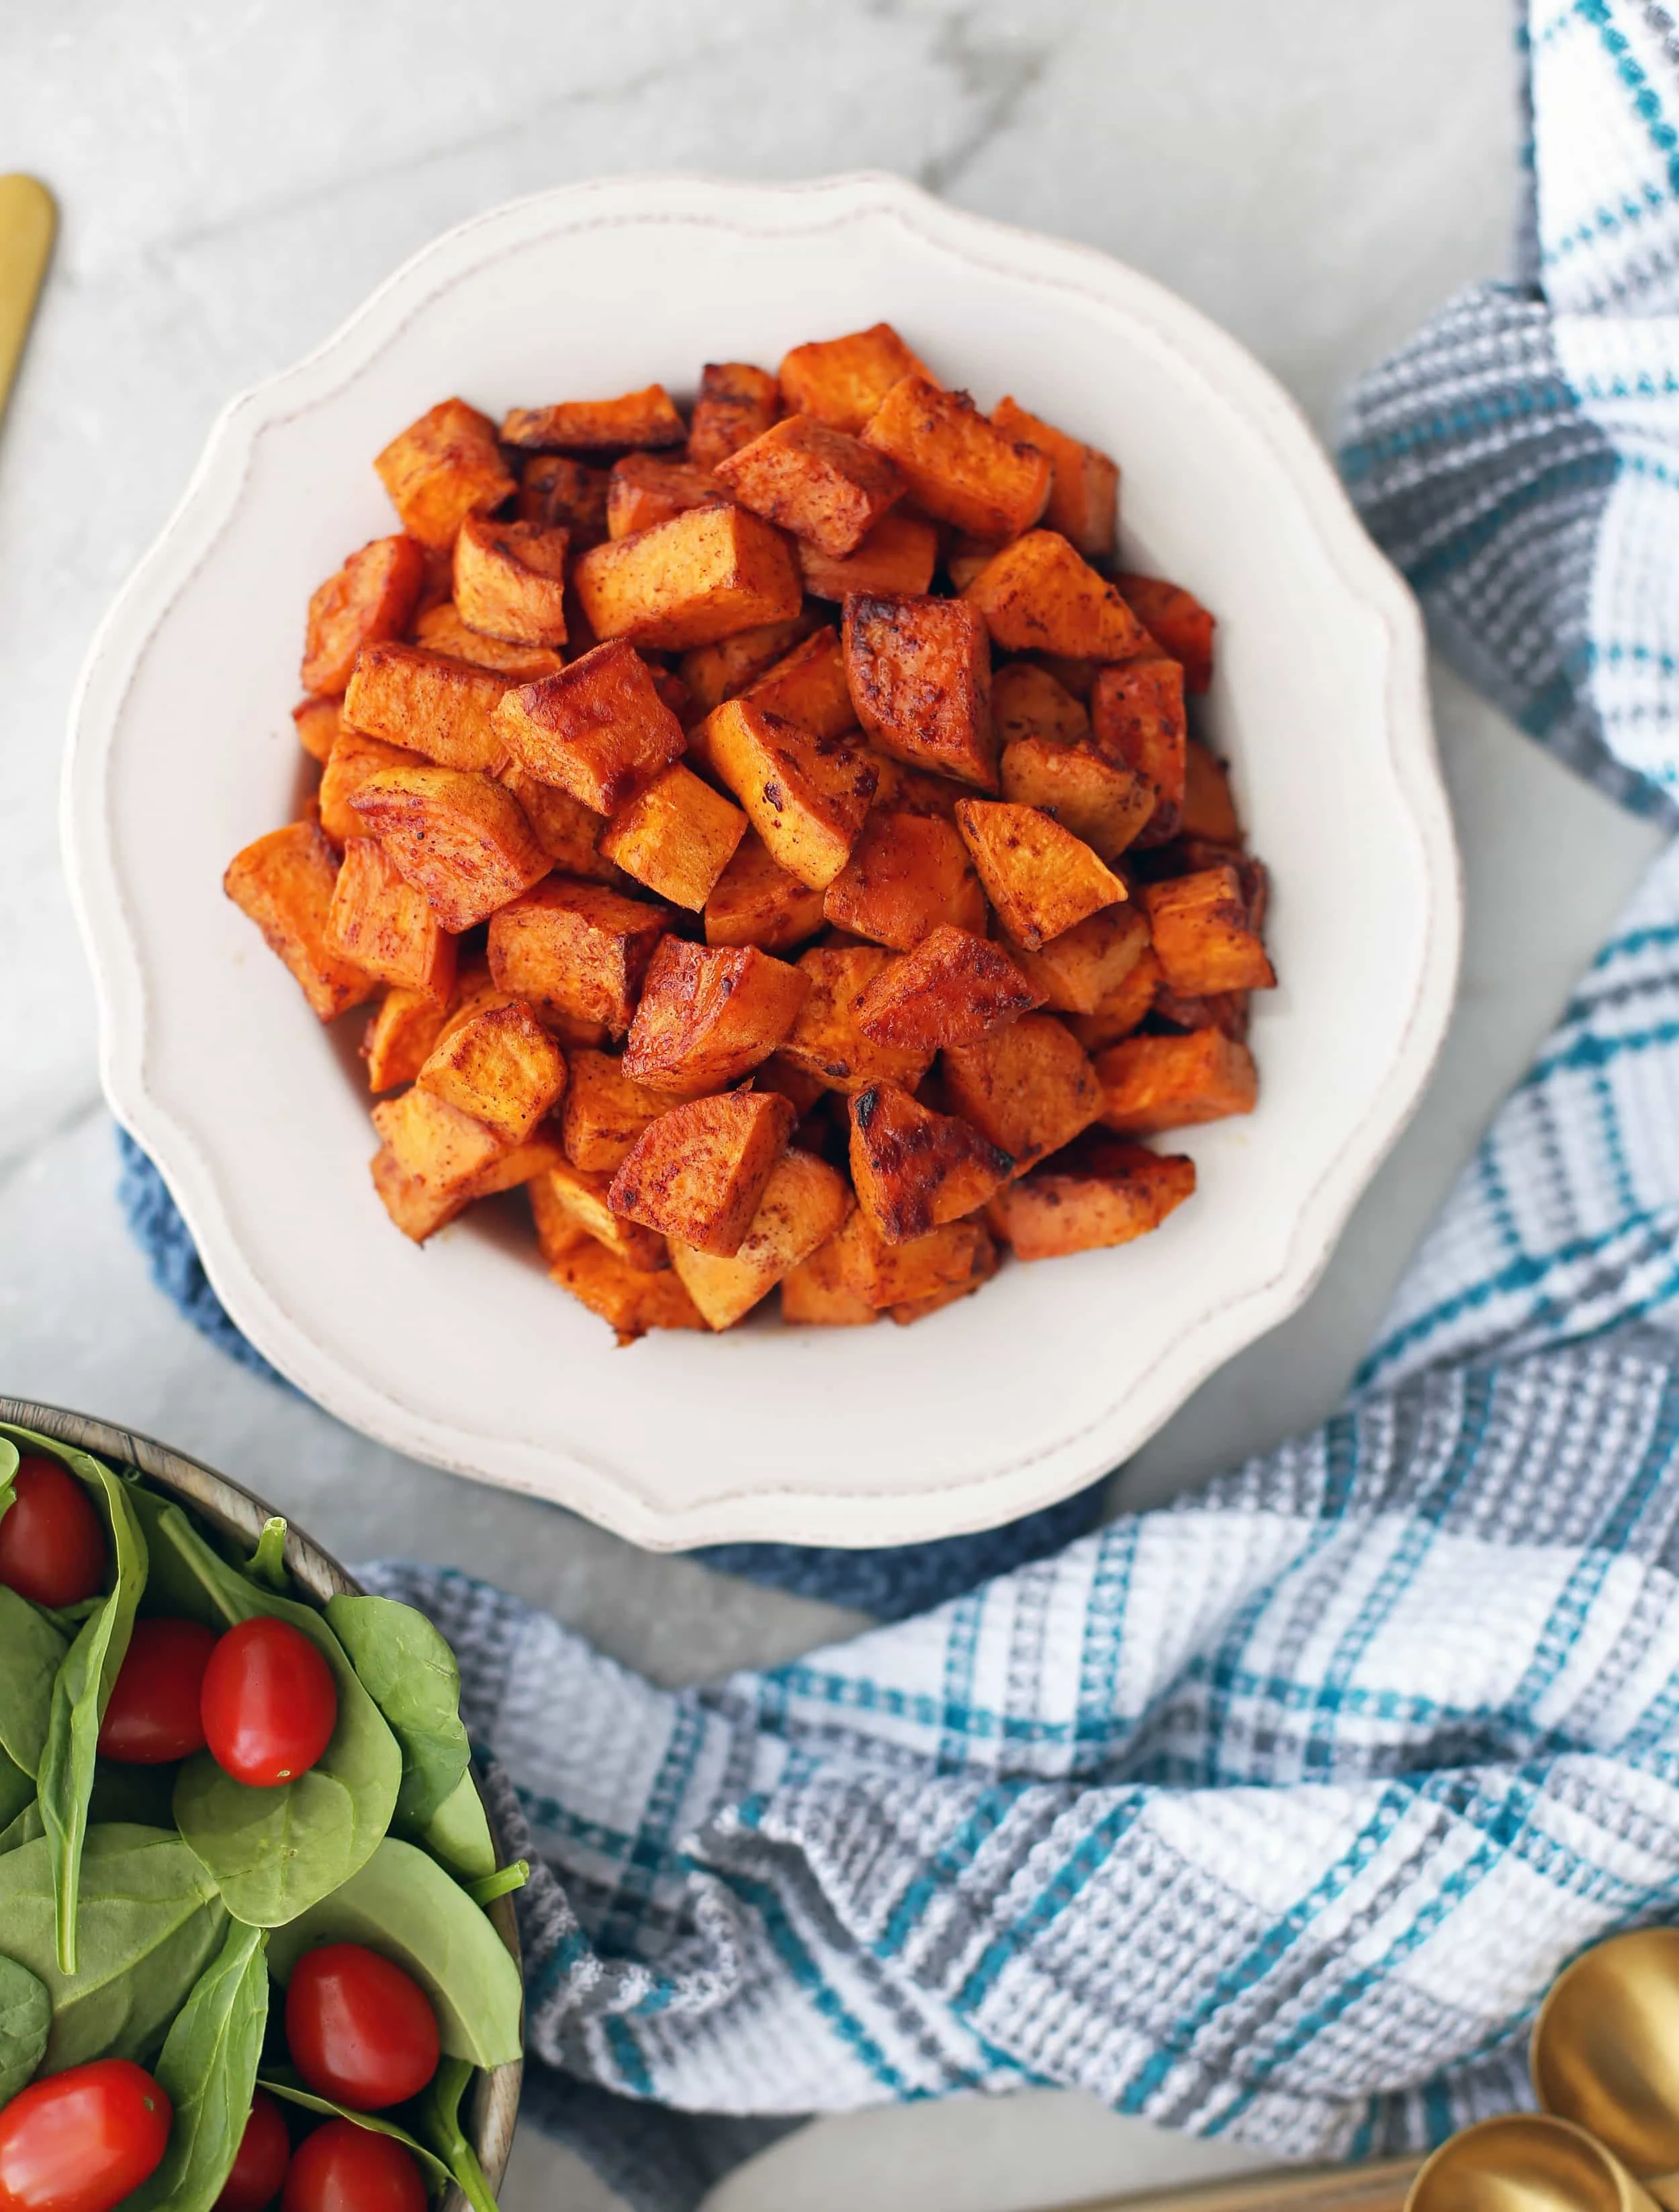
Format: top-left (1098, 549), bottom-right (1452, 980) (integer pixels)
top-left (1, 4), bottom-right (1664, 2207)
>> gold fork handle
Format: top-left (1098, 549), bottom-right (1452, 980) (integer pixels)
top-left (1060, 2154), bottom-right (1422, 2212)
top-left (0, 174), bottom-right (54, 424)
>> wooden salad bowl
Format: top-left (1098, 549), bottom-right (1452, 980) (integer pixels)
top-left (0, 1395), bottom-right (524, 2207)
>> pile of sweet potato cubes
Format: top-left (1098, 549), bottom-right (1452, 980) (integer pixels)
top-left (226, 322), bottom-right (1275, 1340)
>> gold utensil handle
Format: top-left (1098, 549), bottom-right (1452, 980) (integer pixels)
top-left (1062, 2154), bottom-right (1422, 2212)
top-left (0, 174), bottom-right (55, 421)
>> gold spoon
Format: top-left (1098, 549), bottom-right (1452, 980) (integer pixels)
top-left (0, 174), bottom-right (54, 425)
top-left (1531, 1928), bottom-right (1679, 2210)
top-left (1406, 2113), bottom-right (1664, 2212)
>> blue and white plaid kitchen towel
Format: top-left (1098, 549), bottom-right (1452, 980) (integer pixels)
top-left (348, 11), bottom-right (1679, 2206)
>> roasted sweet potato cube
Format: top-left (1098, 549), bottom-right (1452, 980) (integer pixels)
top-left (501, 384), bottom-right (686, 453)
top-left (865, 759), bottom-right (964, 821)
top-left (1031, 653), bottom-right (1099, 704)
top-left (741, 628), bottom-right (857, 739)
top-left (373, 1084), bottom-right (504, 1191)
top-left (991, 397), bottom-right (1119, 561)
top-left (1181, 742), bottom-right (1242, 844)
top-left (860, 375), bottom-right (1050, 540)
top-left (545, 1235), bottom-right (705, 1342)
top-left (1067, 950), bottom-right (1161, 1052)
top-left (598, 764), bottom-right (747, 910)
top-left (560, 1050), bottom-right (669, 1172)
top-left (1008, 903), bottom-right (1150, 1017)
top-left (622, 938), bottom-right (809, 1093)
top-left (830, 1205), bottom-right (995, 1311)
top-left (944, 1014), bottom-right (1103, 1171)
top-left (991, 1137), bottom-right (1194, 1260)
top-left (369, 1146), bottom-right (469, 1243)
top-left (853, 923), bottom-right (1042, 1052)
top-left (416, 999), bottom-right (567, 1147)
top-left (780, 1236), bottom-right (879, 1326)
top-left (437, 959), bottom-right (512, 1040)
top-left (702, 698), bottom-right (878, 890)
top-left (799, 510), bottom-right (939, 603)
top-left (361, 985), bottom-right (451, 1093)
top-left (670, 1150), bottom-right (852, 1328)
top-left (318, 729), bottom-right (414, 845)
top-left (773, 947), bottom-right (931, 1094)
top-left (678, 615), bottom-right (816, 715)
top-left (488, 878), bottom-right (667, 1036)
top-left (992, 663), bottom-right (1090, 750)
top-left (343, 643), bottom-right (512, 775)
top-left (224, 822), bottom-right (377, 1021)
top-left (887, 1227), bottom-right (999, 1324)
top-left (843, 594), bottom-right (995, 791)
top-left (702, 833), bottom-right (827, 953)
top-left (999, 737), bottom-right (1154, 864)
top-left (687, 361), bottom-right (780, 467)
top-left (606, 453), bottom-right (727, 540)
top-left (529, 1160), bottom-right (668, 1271)
top-left (778, 323), bottom-right (928, 435)
top-left (451, 516), bottom-right (569, 647)
top-left (494, 641), bottom-right (686, 814)
top-left (498, 764), bottom-right (622, 882)
top-left (516, 455), bottom-right (610, 547)
top-left (302, 535), bottom-right (425, 696)
top-left (1148, 984), bottom-right (1252, 1042)
top-left (373, 399), bottom-right (516, 552)
top-left (572, 502), bottom-right (802, 651)
top-left (412, 603), bottom-right (563, 682)
top-left (608, 1090), bottom-right (795, 1256)
top-left (849, 1082), bottom-right (1011, 1244)
top-left (753, 1054), bottom-right (827, 1117)
top-left (963, 531), bottom-right (1150, 660)
top-left (1095, 1027), bottom-right (1258, 1136)
top-left (821, 809), bottom-right (986, 950)
top-left (1116, 573), bottom-right (1216, 694)
top-left (326, 836), bottom-right (456, 999)
top-left (349, 766), bottom-right (548, 932)
top-left (713, 415), bottom-right (903, 558)
top-left (293, 694), bottom-right (344, 763)
top-left (1091, 657), bottom-right (1187, 841)
top-left (954, 799), bottom-right (1126, 950)
top-left (944, 536), bottom-right (1002, 594)
top-left (1141, 866), bottom-right (1275, 997)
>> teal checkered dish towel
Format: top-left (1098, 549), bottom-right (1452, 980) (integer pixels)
top-left (358, 9), bottom-right (1679, 2205)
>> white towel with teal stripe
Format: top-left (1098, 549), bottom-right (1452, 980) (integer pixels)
top-left (366, 11), bottom-right (1679, 2205)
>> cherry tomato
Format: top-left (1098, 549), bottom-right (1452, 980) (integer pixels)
top-left (278, 2123), bottom-right (426, 2212)
top-left (200, 1617), bottom-right (338, 1787)
top-left (0, 1457), bottom-right (106, 1610)
top-left (213, 2091), bottom-right (290, 2212)
top-left (0, 2058), bottom-right (171, 2212)
top-left (284, 1944), bottom-right (439, 2111)
top-left (97, 1618), bottom-right (220, 1763)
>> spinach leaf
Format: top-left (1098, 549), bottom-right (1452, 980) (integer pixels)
top-left (259, 2074), bottom-right (452, 2191)
top-left (418, 1771), bottom-right (498, 1884)
top-left (244, 1519), bottom-right (290, 1594)
top-left (325, 1595), bottom-right (471, 1833)
top-left (421, 2056), bottom-right (500, 2212)
top-left (124, 1481), bottom-right (226, 1628)
top-left (0, 1748), bottom-right (35, 1835)
top-left (0, 1800), bottom-right (44, 1856)
top-left (463, 1863), bottom-right (527, 1910)
top-left (0, 1589), bottom-right (67, 1779)
top-left (265, 1838), bottom-right (522, 2070)
top-left (0, 1825), bottom-right (228, 2072)
top-left (152, 1502), bottom-right (400, 1927)
top-left (0, 1432), bottom-right (18, 1507)
top-left (0, 1951), bottom-right (50, 2104)
top-left (128, 1921), bottom-right (269, 2212)
top-left (7, 1432), bottom-right (151, 1977)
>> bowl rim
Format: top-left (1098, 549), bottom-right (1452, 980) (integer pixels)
top-left (0, 1394), bottom-right (524, 2205)
top-left (60, 169), bottom-right (1461, 1549)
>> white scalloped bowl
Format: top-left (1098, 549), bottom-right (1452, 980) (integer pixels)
top-left (64, 173), bottom-right (1459, 1551)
